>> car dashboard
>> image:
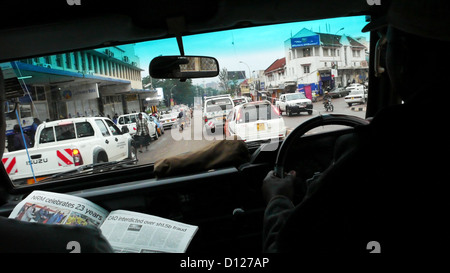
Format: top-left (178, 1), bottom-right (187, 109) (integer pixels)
top-left (0, 126), bottom-right (357, 253)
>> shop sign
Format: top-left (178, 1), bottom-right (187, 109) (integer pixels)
top-left (61, 83), bottom-right (99, 100)
top-left (291, 35), bottom-right (320, 48)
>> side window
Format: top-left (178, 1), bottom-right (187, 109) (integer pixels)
top-left (75, 122), bottom-right (95, 138)
top-left (104, 119), bottom-right (121, 136)
top-left (95, 120), bottom-right (110, 137)
top-left (130, 115), bottom-right (136, 123)
top-left (39, 127), bottom-right (55, 144)
top-left (118, 117), bottom-right (124, 125)
top-left (227, 109), bottom-right (234, 120)
top-left (55, 124), bottom-right (76, 141)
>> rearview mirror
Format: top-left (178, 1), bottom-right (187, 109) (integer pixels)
top-left (149, 56), bottom-right (219, 79)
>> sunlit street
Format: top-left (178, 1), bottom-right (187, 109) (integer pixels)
top-left (136, 96), bottom-right (366, 165)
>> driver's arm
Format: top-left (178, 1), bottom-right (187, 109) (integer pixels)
top-left (261, 170), bottom-right (296, 252)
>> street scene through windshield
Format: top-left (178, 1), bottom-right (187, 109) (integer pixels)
top-left (2, 16), bottom-right (369, 187)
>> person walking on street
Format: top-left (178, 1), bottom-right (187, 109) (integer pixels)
top-left (12, 124), bottom-right (31, 151)
top-left (136, 113), bottom-right (150, 153)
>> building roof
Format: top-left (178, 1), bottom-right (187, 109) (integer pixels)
top-left (291, 28), bottom-right (317, 38)
top-left (287, 27), bottom-right (367, 49)
top-left (264, 58), bottom-right (286, 74)
top-left (240, 79), bottom-right (249, 86)
top-left (346, 36), bottom-right (366, 48)
top-left (317, 33), bottom-right (342, 47)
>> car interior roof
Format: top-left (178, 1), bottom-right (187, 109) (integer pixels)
top-left (0, 0), bottom-right (386, 62)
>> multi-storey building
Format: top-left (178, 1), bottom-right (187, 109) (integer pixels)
top-left (12, 45), bottom-right (154, 122)
top-left (262, 28), bottom-right (368, 100)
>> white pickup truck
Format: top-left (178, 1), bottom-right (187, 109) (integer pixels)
top-left (276, 92), bottom-right (313, 116)
top-left (2, 117), bottom-right (135, 185)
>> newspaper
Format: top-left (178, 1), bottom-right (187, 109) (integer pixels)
top-left (8, 190), bottom-right (198, 253)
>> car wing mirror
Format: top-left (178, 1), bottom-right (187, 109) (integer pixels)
top-left (149, 56), bottom-right (219, 80)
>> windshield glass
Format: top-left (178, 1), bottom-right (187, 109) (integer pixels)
top-left (286, 93), bottom-right (307, 101)
top-left (2, 15), bottom-right (369, 187)
top-left (206, 98), bottom-right (233, 112)
top-left (240, 104), bottom-right (280, 122)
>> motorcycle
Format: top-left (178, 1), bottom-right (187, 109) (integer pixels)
top-left (324, 98), bottom-right (334, 112)
top-left (178, 117), bottom-right (185, 132)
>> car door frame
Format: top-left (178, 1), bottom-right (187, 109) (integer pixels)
top-left (104, 118), bottom-right (129, 160)
top-left (94, 118), bottom-right (118, 162)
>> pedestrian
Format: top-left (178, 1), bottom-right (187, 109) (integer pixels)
top-left (30, 118), bottom-right (41, 146)
top-left (136, 113), bottom-right (150, 153)
top-left (113, 113), bottom-right (118, 124)
top-left (12, 124), bottom-right (31, 151)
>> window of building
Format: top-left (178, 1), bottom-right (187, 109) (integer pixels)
top-left (323, 48), bottom-right (329, 57)
top-left (330, 49), bottom-right (336, 57)
top-left (28, 86), bottom-right (46, 101)
top-left (74, 52), bottom-right (80, 71)
top-left (87, 53), bottom-right (93, 71)
top-left (303, 48), bottom-right (311, 57)
top-left (94, 56), bottom-right (99, 73)
top-left (55, 54), bottom-right (63, 67)
top-left (99, 58), bottom-right (104, 74)
top-left (352, 50), bottom-right (361, 57)
top-left (81, 52), bottom-right (86, 71)
top-left (65, 53), bottom-right (72, 69)
top-left (302, 65), bottom-right (310, 74)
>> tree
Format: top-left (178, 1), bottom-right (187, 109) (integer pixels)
top-left (218, 68), bottom-right (230, 94)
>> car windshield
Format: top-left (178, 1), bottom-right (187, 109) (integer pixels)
top-left (206, 98), bottom-right (233, 112)
top-left (240, 104), bottom-right (280, 122)
top-left (2, 15), bottom-right (369, 188)
top-left (286, 93), bottom-right (307, 101)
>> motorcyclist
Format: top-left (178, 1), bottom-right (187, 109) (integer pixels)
top-left (322, 91), bottom-right (332, 109)
top-left (177, 109), bottom-right (185, 130)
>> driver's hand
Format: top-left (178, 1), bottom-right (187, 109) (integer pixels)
top-left (262, 170), bottom-right (296, 204)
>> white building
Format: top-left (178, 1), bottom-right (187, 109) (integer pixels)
top-left (261, 28), bottom-right (368, 100)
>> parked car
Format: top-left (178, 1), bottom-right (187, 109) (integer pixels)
top-left (117, 112), bottom-right (158, 140)
top-left (2, 117), bottom-right (135, 185)
top-left (159, 113), bottom-right (178, 129)
top-left (148, 115), bottom-right (164, 136)
top-left (345, 83), bottom-right (366, 93)
top-left (344, 89), bottom-right (368, 106)
top-left (225, 100), bottom-right (286, 145)
top-left (328, 87), bottom-right (349, 98)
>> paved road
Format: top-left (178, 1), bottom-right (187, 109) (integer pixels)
top-left (137, 97), bottom-right (367, 165)
top-left (282, 96), bottom-right (366, 135)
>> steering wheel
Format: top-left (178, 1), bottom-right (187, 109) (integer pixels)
top-left (274, 114), bottom-right (369, 178)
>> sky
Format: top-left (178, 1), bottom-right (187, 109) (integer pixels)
top-left (135, 15), bottom-right (370, 85)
